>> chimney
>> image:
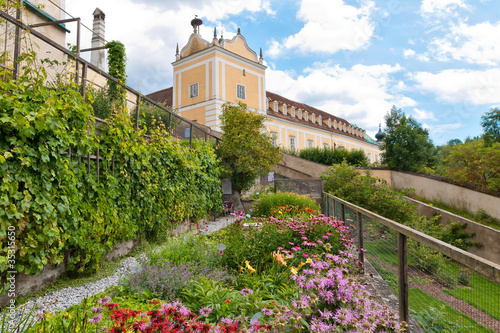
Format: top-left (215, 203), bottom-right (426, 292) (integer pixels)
top-left (90, 8), bottom-right (105, 70)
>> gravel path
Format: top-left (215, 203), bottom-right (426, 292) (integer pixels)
top-left (3, 215), bottom-right (237, 331)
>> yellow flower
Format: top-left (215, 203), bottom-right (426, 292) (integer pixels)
top-left (245, 260), bottom-right (256, 273)
top-left (306, 258), bottom-right (313, 264)
top-left (272, 251), bottom-right (287, 266)
top-left (290, 266), bottom-right (298, 275)
top-left (299, 262), bottom-right (305, 268)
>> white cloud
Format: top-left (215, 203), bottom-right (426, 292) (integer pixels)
top-left (428, 123), bottom-right (463, 134)
top-left (268, 0), bottom-right (376, 57)
top-left (403, 49), bottom-right (415, 58)
top-left (412, 68), bottom-right (500, 105)
top-left (421, 0), bottom-right (467, 14)
top-left (412, 108), bottom-right (438, 121)
top-left (66, 0), bottom-right (275, 92)
top-left (266, 62), bottom-right (405, 132)
top-left (427, 21), bottom-right (500, 66)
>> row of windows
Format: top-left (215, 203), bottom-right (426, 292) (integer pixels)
top-left (272, 132), bottom-right (379, 156)
top-left (188, 82), bottom-right (246, 99)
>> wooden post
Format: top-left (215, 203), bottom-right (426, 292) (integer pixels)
top-left (340, 203), bottom-right (345, 222)
top-left (357, 211), bottom-right (364, 273)
top-left (168, 112), bottom-right (172, 133)
top-left (398, 232), bottom-right (409, 325)
top-left (332, 197), bottom-right (336, 219)
top-left (325, 194), bottom-right (329, 216)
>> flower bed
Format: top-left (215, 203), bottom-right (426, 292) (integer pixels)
top-left (23, 208), bottom-right (405, 332)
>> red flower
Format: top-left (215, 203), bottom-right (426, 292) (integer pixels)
top-left (225, 299), bottom-right (230, 304)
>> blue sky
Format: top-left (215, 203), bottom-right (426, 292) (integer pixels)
top-left (65, 0), bottom-right (500, 145)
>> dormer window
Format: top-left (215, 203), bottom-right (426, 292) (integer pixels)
top-left (305, 111), bottom-right (308, 122)
top-left (274, 101), bottom-right (278, 112)
top-left (189, 83), bottom-right (199, 98)
top-left (298, 109), bottom-right (302, 119)
top-left (312, 114), bottom-right (315, 123)
top-left (328, 119), bottom-right (331, 128)
top-left (318, 116), bottom-right (322, 125)
top-left (283, 104), bottom-right (287, 116)
top-left (266, 99), bottom-right (269, 110)
top-left (291, 107), bottom-right (295, 117)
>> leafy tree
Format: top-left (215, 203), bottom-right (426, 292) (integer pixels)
top-left (434, 139), bottom-right (463, 176)
top-left (444, 140), bottom-right (500, 192)
top-left (481, 107), bottom-right (500, 146)
top-left (105, 40), bottom-right (127, 106)
top-left (218, 103), bottom-right (282, 194)
top-left (381, 106), bottom-right (435, 172)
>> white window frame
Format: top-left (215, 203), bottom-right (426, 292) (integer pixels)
top-left (308, 140), bottom-right (313, 149)
top-left (324, 143), bottom-right (329, 149)
top-left (237, 84), bottom-right (246, 100)
top-left (298, 109), bottom-right (302, 119)
top-left (312, 114), bottom-right (315, 123)
top-left (290, 136), bottom-right (296, 150)
top-left (274, 101), bottom-right (278, 112)
top-left (271, 132), bottom-right (278, 147)
top-left (305, 112), bottom-right (308, 122)
top-left (189, 82), bottom-right (199, 98)
top-left (328, 118), bottom-right (332, 128)
top-left (283, 104), bottom-right (287, 116)
top-left (291, 107), bottom-right (295, 117)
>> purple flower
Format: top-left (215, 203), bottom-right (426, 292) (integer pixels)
top-left (240, 288), bottom-right (253, 296)
top-left (89, 313), bottom-right (102, 324)
top-left (200, 307), bottom-right (212, 316)
top-left (92, 306), bottom-right (103, 313)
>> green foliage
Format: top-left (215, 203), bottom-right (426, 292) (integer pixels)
top-left (105, 40), bottom-right (127, 105)
top-left (321, 162), bottom-right (478, 250)
top-left (382, 106), bottom-right (436, 172)
top-left (0, 55), bottom-right (222, 275)
top-left (444, 140), bottom-right (500, 192)
top-left (218, 102), bottom-right (282, 194)
top-left (481, 108), bottom-right (500, 146)
top-left (298, 147), bottom-right (369, 166)
top-left (87, 86), bottom-right (114, 120)
top-left (253, 192), bottom-right (319, 218)
top-left (131, 100), bottom-right (177, 134)
top-left (180, 276), bottom-right (286, 322)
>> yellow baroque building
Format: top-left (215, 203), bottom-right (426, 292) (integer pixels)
top-left (147, 19), bottom-right (382, 163)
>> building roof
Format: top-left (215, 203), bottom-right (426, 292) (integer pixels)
top-left (146, 87), bottom-right (173, 107)
top-left (145, 87), bottom-right (375, 145)
top-left (266, 91), bottom-right (370, 144)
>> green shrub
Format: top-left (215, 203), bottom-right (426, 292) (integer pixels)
top-left (0, 54), bottom-right (222, 275)
top-left (298, 147), bottom-right (369, 166)
top-left (253, 192), bottom-right (319, 217)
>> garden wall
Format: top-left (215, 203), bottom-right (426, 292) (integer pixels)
top-left (403, 197), bottom-right (500, 265)
top-left (369, 169), bottom-right (500, 221)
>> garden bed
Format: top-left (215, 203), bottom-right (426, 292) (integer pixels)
top-left (7, 195), bottom-right (406, 333)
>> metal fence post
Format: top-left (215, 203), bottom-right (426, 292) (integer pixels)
top-left (12, 0), bottom-right (22, 82)
top-left (189, 123), bottom-right (193, 149)
top-left (135, 95), bottom-right (141, 131)
top-left (357, 211), bottom-right (364, 273)
top-left (96, 147), bottom-right (100, 184)
top-left (398, 232), bottom-right (409, 325)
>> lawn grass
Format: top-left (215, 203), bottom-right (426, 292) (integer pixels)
top-left (440, 260), bottom-right (500, 320)
top-left (409, 288), bottom-right (495, 333)
top-left (365, 239), bottom-right (500, 329)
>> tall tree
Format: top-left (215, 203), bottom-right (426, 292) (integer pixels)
top-left (481, 108), bottom-right (500, 146)
top-left (381, 106), bottom-right (435, 172)
top-left (218, 103), bottom-right (282, 194)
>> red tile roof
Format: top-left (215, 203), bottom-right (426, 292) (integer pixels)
top-left (145, 87), bottom-right (173, 106)
top-left (145, 87), bottom-right (370, 144)
top-left (266, 91), bottom-right (368, 143)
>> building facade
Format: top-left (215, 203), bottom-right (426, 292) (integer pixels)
top-left (148, 19), bottom-right (382, 163)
